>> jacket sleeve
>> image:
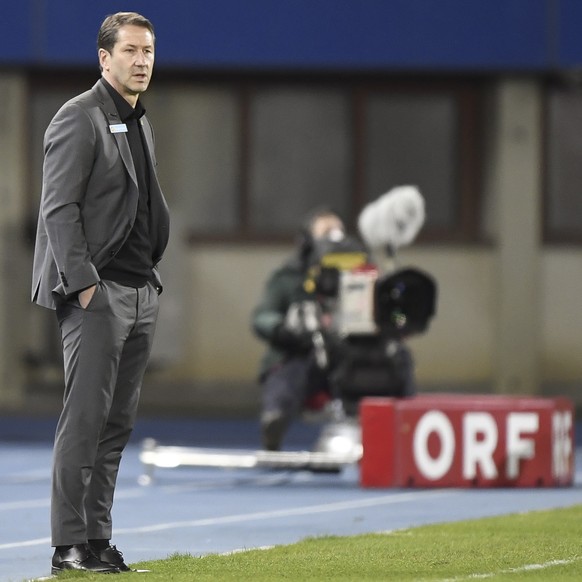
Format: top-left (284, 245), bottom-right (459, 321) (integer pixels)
top-left (251, 269), bottom-right (292, 342)
top-left (41, 102), bottom-right (100, 297)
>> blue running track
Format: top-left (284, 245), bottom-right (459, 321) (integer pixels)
top-left (1, 416), bottom-right (581, 582)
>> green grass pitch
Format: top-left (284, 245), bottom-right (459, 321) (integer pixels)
top-left (45, 504), bottom-right (582, 581)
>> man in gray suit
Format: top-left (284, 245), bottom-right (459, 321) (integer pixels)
top-left (31, 12), bottom-right (170, 574)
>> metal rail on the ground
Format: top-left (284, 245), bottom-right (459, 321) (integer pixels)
top-left (138, 421), bottom-right (363, 485)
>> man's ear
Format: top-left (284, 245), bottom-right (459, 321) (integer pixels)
top-left (98, 48), bottom-right (110, 71)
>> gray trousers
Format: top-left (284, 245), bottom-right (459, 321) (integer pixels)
top-left (52, 280), bottom-right (159, 546)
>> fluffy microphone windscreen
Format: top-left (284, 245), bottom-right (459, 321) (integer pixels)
top-left (358, 185), bottom-right (425, 250)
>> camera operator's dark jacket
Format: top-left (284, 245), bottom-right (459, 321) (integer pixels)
top-left (251, 253), bottom-right (312, 379)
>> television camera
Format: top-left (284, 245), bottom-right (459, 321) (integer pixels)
top-left (286, 187), bottom-right (437, 421)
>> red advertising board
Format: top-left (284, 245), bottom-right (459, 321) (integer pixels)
top-left (360, 395), bottom-right (574, 488)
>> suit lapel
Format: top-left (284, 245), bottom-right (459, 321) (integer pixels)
top-left (93, 81), bottom-right (138, 190)
top-left (141, 116), bottom-right (170, 260)
top-left (111, 119), bottom-right (138, 190)
top-left (140, 117), bottom-right (163, 196)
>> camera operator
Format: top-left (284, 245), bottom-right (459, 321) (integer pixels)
top-left (251, 208), bottom-right (415, 451)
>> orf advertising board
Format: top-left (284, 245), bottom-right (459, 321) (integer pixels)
top-left (360, 395), bottom-right (573, 488)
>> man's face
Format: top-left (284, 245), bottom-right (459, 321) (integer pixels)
top-left (311, 215), bottom-right (345, 241)
top-left (99, 24), bottom-right (155, 104)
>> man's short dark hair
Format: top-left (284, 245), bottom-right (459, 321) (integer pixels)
top-left (302, 206), bottom-right (343, 236)
top-left (97, 12), bottom-right (155, 54)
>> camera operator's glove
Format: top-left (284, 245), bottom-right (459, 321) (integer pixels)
top-left (271, 324), bottom-right (313, 355)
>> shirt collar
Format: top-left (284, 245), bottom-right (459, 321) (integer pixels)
top-left (100, 77), bottom-right (146, 122)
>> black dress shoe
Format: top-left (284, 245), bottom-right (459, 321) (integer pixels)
top-left (51, 544), bottom-right (120, 574)
top-left (91, 544), bottom-right (132, 572)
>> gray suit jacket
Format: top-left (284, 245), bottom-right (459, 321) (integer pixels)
top-left (32, 80), bottom-right (170, 309)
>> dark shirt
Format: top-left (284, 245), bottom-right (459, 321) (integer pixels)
top-left (98, 77), bottom-right (153, 288)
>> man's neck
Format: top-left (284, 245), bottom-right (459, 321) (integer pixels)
top-left (101, 75), bottom-right (138, 108)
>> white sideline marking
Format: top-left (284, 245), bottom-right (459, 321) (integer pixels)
top-left (437, 557), bottom-right (581, 581)
top-left (220, 545), bottom-right (275, 556)
top-left (114, 490), bottom-right (452, 535)
top-left (0, 474), bottom-right (294, 513)
top-left (0, 487), bottom-right (146, 512)
top-left (0, 536), bottom-right (51, 550)
top-left (0, 498), bottom-right (49, 511)
top-left (0, 489), bottom-right (452, 550)
top-left (0, 471), bottom-right (302, 513)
